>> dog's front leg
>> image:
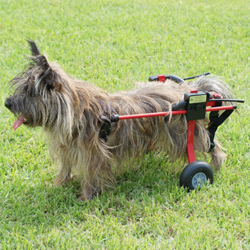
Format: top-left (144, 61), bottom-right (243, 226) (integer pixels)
top-left (53, 159), bottom-right (73, 186)
top-left (78, 158), bottom-right (114, 201)
top-left (78, 181), bottom-right (99, 201)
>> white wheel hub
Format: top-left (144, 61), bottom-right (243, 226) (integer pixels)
top-left (192, 172), bottom-right (207, 188)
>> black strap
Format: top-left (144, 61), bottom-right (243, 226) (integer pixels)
top-left (99, 115), bottom-right (119, 142)
top-left (99, 116), bottom-right (112, 142)
top-left (208, 109), bottom-right (234, 152)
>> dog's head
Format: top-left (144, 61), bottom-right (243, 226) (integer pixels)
top-left (5, 40), bottom-right (70, 130)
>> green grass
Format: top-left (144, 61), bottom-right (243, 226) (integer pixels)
top-left (1, 0), bottom-right (250, 249)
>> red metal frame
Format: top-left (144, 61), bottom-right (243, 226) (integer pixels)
top-left (118, 110), bottom-right (186, 120)
top-left (118, 103), bottom-right (235, 163)
top-left (116, 77), bottom-right (235, 163)
top-left (118, 105), bottom-right (234, 120)
top-left (139, 76), bottom-right (237, 164)
top-left (187, 120), bottom-right (196, 163)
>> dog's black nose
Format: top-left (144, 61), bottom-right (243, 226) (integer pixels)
top-left (5, 100), bottom-right (12, 110)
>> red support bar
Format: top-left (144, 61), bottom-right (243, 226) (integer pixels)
top-left (206, 101), bottom-right (216, 106)
top-left (118, 106), bottom-right (235, 120)
top-left (206, 106), bottom-right (235, 112)
top-left (187, 120), bottom-right (196, 163)
top-left (118, 110), bottom-right (187, 120)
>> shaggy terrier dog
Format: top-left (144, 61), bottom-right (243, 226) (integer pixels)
top-left (5, 41), bottom-right (233, 200)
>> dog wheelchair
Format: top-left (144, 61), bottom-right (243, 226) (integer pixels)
top-left (101, 73), bottom-right (244, 190)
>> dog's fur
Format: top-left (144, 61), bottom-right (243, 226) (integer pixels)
top-left (5, 41), bottom-right (233, 200)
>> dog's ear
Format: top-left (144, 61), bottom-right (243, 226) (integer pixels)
top-left (27, 40), bottom-right (62, 91)
top-left (33, 55), bottom-right (50, 70)
top-left (27, 39), bottom-right (41, 56)
top-left (42, 69), bottom-right (62, 92)
top-left (27, 40), bottom-right (50, 70)
top-left (27, 39), bottom-right (49, 71)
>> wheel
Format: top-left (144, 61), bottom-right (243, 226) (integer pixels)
top-left (180, 161), bottom-right (214, 190)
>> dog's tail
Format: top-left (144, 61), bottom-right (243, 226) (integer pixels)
top-left (189, 76), bottom-right (234, 99)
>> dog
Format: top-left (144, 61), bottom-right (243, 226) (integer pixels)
top-left (5, 40), bottom-right (233, 200)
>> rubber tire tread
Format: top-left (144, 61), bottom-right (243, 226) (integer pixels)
top-left (180, 161), bottom-right (214, 190)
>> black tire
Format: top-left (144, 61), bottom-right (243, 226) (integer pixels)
top-left (180, 161), bottom-right (214, 190)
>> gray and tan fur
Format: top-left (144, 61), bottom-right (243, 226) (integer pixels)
top-left (5, 41), bottom-right (233, 200)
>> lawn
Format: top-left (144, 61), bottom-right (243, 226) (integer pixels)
top-left (0, 0), bottom-right (250, 249)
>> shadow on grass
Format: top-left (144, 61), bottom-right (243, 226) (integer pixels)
top-left (2, 154), bottom-right (189, 227)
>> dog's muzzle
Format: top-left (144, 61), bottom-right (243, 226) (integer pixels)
top-left (5, 99), bottom-right (12, 110)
